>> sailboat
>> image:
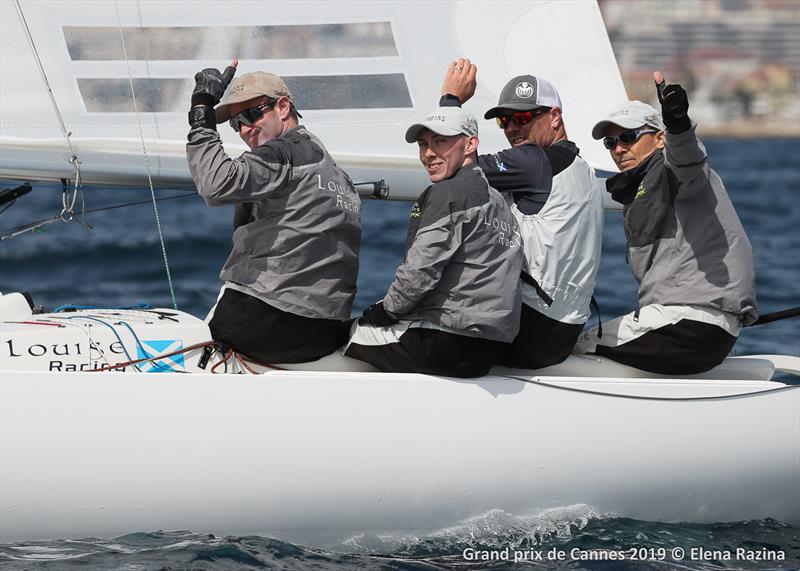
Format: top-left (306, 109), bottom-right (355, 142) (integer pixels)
top-left (1, 0), bottom-right (798, 544)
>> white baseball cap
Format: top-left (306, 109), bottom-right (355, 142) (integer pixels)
top-left (405, 106), bottom-right (479, 143)
top-left (592, 100), bottom-right (665, 139)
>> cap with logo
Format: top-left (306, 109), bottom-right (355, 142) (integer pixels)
top-left (214, 71), bottom-right (301, 123)
top-left (404, 106), bottom-right (479, 143)
top-left (484, 75), bottom-right (562, 119)
top-left (591, 100), bottom-right (665, 139)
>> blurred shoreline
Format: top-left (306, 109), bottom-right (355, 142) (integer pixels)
top-left (698, 122), bottom-right (800, 138)
top-left (599, 0), bottom-right (800, 139)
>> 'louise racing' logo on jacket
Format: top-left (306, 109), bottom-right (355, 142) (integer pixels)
top-left (483, 215), bottom-right (521, 248)
top-left (316, 174), bottom-right (360, 213)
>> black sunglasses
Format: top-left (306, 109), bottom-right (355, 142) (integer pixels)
top-left (229, 99), bottom-right (278, 132)
top-left (603, 127), bottom-right (657, 149)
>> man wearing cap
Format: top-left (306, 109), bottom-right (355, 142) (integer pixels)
top-left (186, 62), bottom-right (362, 364)
top-left (344, 106), bottom-right (523, 377)
top-left (439, 59), bottom-right (603, 370)
top-left (577, 71), bottom-right (757, 374)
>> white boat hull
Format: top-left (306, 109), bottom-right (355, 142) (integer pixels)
top-left (2, 367), bottom-right (798, 543)
top-left (2, 300), bottom-right (799, 541)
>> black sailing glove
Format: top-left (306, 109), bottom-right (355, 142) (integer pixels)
top-left (192, 65), bottom-right (237, 107)
top-left (188, 64), bottom-right (237, 129)
top-left (359, 302), bottom-right (398, 327)
top-left (656, 79), bottom-right (691, 135)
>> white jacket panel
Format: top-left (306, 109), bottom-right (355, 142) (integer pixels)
top-left (512, 155), bottom-right (603, 324)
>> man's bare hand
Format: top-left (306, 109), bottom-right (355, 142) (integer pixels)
top-left (441, 58), bottom-right (477, 103)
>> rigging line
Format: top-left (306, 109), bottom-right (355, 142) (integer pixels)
top-left (1, 212), bottom-right (63, 240)
top-left (59, 319), bottom-right (114, 368)
top-left (59, 176), bottom-right (91, 229)
top-left (64, 316), bottom-right (138, 371)
top-left (500, 374), bottom-right (798, 402)
top-left (92, 341), bottom-right (214, 372)
top-left (115, 321), bottom-right (155, 364)
top-left (0, 201), bottom-right (16, 216)
top-left (114, 0), bottom-right (178, 311)
top-left (13, 0), bottom-right (77, 160)
top-left (0, 192), bottom-right (196, 240)
top-left (14, 0), bottom-right (86, 228)
top-left (81, 191), bottom-right (196, 215)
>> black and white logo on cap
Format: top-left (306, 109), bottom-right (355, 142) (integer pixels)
top-left (515, 81), bottom-right (534, 99)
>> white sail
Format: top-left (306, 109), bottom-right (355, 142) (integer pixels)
top-left (0, 0), bottom-right (626, 198)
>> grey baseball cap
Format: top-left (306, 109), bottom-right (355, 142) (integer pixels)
top-left (215, 71), bottom-right (301, 123)
top-left (405, 106), bottom-right (479, 143)
top-left (591, 100), bottom-right (665, 139)
top-left (484, 75), bottom-right (562, 119)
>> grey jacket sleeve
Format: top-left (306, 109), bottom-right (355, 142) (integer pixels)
top-left (186, 127), bottom-right (292, 205)
top-left (663, 123), bottom-right (713, 200)
top-left (383, 197), bottom-right (463, 316)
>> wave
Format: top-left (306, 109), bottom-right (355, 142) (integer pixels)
top-left (1, 514), bottom-right (797, 570)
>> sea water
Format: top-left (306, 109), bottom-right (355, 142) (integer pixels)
top-left (1, 138), bottom-right (799, 569)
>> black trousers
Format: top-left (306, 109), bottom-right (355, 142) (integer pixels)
top-left (594, 319), bottom-right (737, 375)
top-left (208, 288), bottom-right (351, 364)
top-left (499, 303), bottom-right (584, 369)
top-left (345, 327), bottom-right (507, 378)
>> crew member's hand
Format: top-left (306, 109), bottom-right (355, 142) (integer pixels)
top-left (359, 302), bottom-right (398, 327)
top-left (192, 59), bottom-right (238, 108)
top-left (441, 58), bottom-right (477, 104)
top-left (654, 70), bottom-right (690, 134)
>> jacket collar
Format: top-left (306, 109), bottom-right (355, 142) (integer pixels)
top-left (606, 150), bottom-right (662, 204)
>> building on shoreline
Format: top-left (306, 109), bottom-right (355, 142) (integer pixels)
top-left (598, 0), bottom-right (800, 137)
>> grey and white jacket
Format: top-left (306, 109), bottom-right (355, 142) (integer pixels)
top-left (478, 142), bottom-right (603, 325)
top-left (383, 164), bottom-right (523, 343)
top-left (606, 124), bottom-right (757, 325)
top-left (439, 98), bottom-right (602, 326)
top-left (186, 125), bottom-right (361, 321)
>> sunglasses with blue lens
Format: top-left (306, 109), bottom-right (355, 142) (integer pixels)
top-left (229, 99), bottom-right (277, 132)
top-left (602, 127), bottom-right (658, 150)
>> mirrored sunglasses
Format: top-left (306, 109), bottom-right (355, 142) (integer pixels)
top-left (603, 127), bottom-right (657, 150)
top-left (229, 100), bottom-right (277, 132)
top-left (496, 107), bottom-right (548, 129)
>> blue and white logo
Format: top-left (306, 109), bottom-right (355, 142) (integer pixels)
top-left (493, 154), bottom-right (507, 172)
top-left (137, 339), bottom-right (185, 373)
